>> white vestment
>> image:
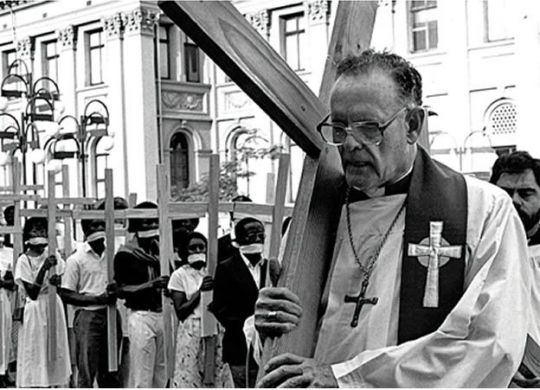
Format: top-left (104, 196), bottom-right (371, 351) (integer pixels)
top-left (313, 176), bottom-right (531, 387)
top-left (0, 247), bottom-right (12, 373)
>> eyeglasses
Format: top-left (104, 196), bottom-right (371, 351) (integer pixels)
top-left (317, 106), bottom-right (409, 146)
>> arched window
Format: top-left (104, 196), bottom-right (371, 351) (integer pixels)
top-left (485, 98), bottom-right (517, 149)
top-left (92, 137), bottom-right (110, 198)
top-left (232, 131), bottom-right (270, 199)
top-left (170, 132), bottom-right (190, 192)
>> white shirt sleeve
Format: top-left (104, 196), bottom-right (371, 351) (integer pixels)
top-left (14, 255), bottom-right (32, 285)
top-left (331, 186), bottom-right (531, 387)
top-left (61, 255), bottom-right (79, 292)
top-left (168, 268), bottom-right (186, 293)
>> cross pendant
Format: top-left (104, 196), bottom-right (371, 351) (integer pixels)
top-left (344, 279), bottom-right (378, 327)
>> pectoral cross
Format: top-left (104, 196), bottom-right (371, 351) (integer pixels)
top-left (408, 221), bottom-right (462, 308)
top-left (344, 278), bottom-right (378, 327)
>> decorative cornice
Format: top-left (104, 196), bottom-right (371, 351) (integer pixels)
top-left (122, 7), bottom-right (159, 36)
top-left (102, 13), bottom-right (124, 39)
top-left (307, 0), bottom-right (329, 22)
top-left (57, 25), bottom-right (76, 49)
top-left (16, 36), bottom-right (33, 59)
top-left (246, 10), bottom-right (269, 38)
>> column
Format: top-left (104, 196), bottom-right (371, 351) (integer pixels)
top-left (56, 26), bottom-right (77, 115)
top-left (102, 13), bottom-right (128, 197)
top-left (306, 0), bottom-right (329, 93)
top-left (122, 6), bottom-right (160, 200)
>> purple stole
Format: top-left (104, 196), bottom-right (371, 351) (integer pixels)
top-left (398, 147), bottom-right (468, 343)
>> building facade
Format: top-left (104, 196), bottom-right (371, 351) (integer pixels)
top-left (0, 0), bottom-right (535, 202)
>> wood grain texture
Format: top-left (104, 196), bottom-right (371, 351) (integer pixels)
top-left (267, 154), bottom-right (290, 265)
top-left (202, 154), bottom-right (219, 386)
top-left (47, 170), bottom-right (58, 361)
top-left (158, 1), bottom-right (326, 158)
top-left (158, 1), bottom-right (376, 367)
top-left (104, 169), bottom-right (118, 372)
top-left (156, 165), bottom-right (175, 380)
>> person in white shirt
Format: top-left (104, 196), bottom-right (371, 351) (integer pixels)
top-left (168, 231), bottom-right (233, 387)
top-left (14, 217), bottom-right (70, 388)
top-left (0, 235), bottom-right (13, 387)
top-left (58, 216), bottom-right (120, 387)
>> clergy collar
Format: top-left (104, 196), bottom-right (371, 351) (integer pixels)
top-left (348, 169), bottom-right (412, 203)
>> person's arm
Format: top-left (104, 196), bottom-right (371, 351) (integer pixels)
top-left (170, 275), bottom-right (213, 322)
top-left (57, 287), bottom-right (115, 306)
top-left (116, 276), bottom-right (168, 299)
top-left (258, 191), bottom-right (531, 388)
top-left (171, 291), bottom-right (200, 322)
top-left (22, 255), bottom-right (57, 301)
top-left (0, 270), bottom-right (14, 291)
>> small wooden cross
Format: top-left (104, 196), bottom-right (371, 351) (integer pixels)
top-left (344, 278), bottom-right (378, 327)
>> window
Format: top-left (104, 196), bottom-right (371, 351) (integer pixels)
top-left (3, 50), bottom-right (16, 76)
top-left (410, 0), bottom-right (438, 52)
top-left (170, 132), bottom-right (190, 192)
top-left (42, 40), bottom-right (58, 80)
top-left (155, 25), bottom-right (170, 79)
top-left (87, 30), bottom-right (104, 86)
top-left (281, 13), bottom-right (306, 71)
top-left (184, 37), bottom-right (200, 82)
top-left (93, 137), bottom-right (109, 198)
top-left (484, 0), bottom-right (513, 42)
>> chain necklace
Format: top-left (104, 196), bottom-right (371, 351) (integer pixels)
top-left (345, 185), bottom-right (407, 277)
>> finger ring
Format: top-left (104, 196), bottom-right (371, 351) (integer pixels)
top-left (267, 311), bottom-right (278, 320)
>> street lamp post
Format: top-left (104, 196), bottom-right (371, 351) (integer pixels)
top-left (51, 99), bottom-right (113, 197)
top-left (0, 59), bottom-right (58, 187)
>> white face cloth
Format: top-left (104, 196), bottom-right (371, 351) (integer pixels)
top-left (86, 231), bottom-right (106, 243)
top-left (137, 229), bottom-right (159, 239)
top-left (25, 237), bottom-right (48, 246)
top-left (187, 253), bottom-right (206, 265)
top-left (239, 243), bottom-right (264, 255)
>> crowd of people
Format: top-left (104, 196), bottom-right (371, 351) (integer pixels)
top-left (0, 193), bottom-right (272, 388)
top-left (1, 48), bottom-right (540, 388)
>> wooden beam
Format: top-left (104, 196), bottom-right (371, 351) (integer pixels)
top-left (202, 154), bottom-right (219, 386)
top-left (156, 165), bottom-right (175, 381)
top-left (267, 154), bottom-right (290, 269)
top-left (159, 1), bottom-right (326, 158)
top-left (47, 170), bottom-right (58, 361)
top-left (105, 169), bottom-right (118, 372)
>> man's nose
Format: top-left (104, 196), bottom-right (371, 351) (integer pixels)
top-left (343, 132), bottom-right (365, 150)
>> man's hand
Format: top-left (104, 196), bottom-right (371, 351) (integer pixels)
top-left (257, 353), bottom-right (337, 388)
top-left (200, 275), bottom-right (213, 291)
top-left (49, 274), bottom-right (61, 287)
top-left (254, 287), bottom-right (302, 339)
top-left (98, 282), bottom-right (118, 305)
top-left (152, 275), bottom-right (169, 289)
top-left (43, 255), bottom-right (57, 271)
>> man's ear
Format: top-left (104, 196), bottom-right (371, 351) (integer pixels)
top-left (405, 107), bottom-right (425, 144)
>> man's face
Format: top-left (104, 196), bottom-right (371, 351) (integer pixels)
top-left (237, 221), bottom-right (265, 246)
top-left (330, 70), bottom-right (415, 193)
top-left (496, 169), bottom-right (540, 232)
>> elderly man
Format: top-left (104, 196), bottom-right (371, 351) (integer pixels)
top-left (255, 50), bottom-right (531, 387)
top-left (491, 151), bottom-right (540, 387)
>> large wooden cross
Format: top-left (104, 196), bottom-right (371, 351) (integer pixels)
top-left (159, 0), bottom-right (381, 365)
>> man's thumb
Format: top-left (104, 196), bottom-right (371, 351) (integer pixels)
top-left (269, 258), bottom-right (281, 287)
